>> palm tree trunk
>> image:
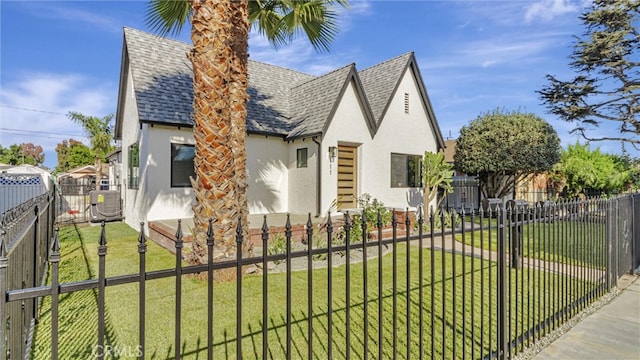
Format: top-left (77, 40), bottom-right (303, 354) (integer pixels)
top-left (189, 0), bottom-right (250, 263)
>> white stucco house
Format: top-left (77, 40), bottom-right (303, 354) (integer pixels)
top-left (114, 27), bottom-right (445, 229)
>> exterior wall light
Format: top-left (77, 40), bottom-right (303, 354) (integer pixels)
top-left (328, 146), bottom-right (338, 163)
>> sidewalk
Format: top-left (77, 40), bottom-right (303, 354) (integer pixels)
top-left (533, 274), bottom-right (640, 360)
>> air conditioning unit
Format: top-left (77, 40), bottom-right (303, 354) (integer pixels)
top-left (89, 190), bottom-right (123, 223)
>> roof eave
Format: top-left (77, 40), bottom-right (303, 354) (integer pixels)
top-left (114, 31), bottom-right (129, 141)
top-left (320, 67), bottom-right (377, 139)
top-left (408, 55), bottom-right (446, 150)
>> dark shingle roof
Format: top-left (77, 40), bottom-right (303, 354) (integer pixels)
top-left (123, 27), bottom-right (315, 135)
top-left (359, 52), bottom-right (412, 123)
top-left (287, 64), bottom-right (355, 138)
top-left (120, 27), bottom-right (438, 144)
top-left (124, 27), bottom-right (193, 126)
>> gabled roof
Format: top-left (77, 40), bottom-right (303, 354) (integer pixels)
top-left (359, 52), bottom-right (413, 123)
top-left (287, 64), bottom-right (376, 139)
top-left (116, 27), bottom-right (444, 148)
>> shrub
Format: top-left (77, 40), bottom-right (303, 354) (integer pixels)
top-left (337, 194), bottom-right (391, 244)
top-left (267, 234), bottom-right (286, 264)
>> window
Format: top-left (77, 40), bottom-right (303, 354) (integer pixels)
top-left (296, 148), bottom-right (308, 168)
top-left (171, 143), bottom-right (195, 187)
top-left (128, 143), bottom-right (139, 189)
top-left (404, 93), bottom-right (410, 114)
top-left (390, 153), bottom-right (422, 188)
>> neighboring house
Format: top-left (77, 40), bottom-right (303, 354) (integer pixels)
top-left (106, 146), bottom-right (122, 189)
top-left (57, 164), bottom-right (108, 191)
top-left (0, 164), bottom-right (52, 213)
top-left (114, 27), bottom-right (445, 229)
top-left (441, 139), bottom-right (480, 211)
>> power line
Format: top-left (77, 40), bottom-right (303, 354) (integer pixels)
top-left (0, 104), bottom-right (67, 116)
top-left (0, 127), bottom-right (84, 137)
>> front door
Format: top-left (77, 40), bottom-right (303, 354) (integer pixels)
top-left (337, 145), bottom-right (357, 210)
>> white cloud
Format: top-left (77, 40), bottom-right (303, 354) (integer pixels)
top-left (525, 0), bottom-right (579, 23)
top-left (0, 72), bottom-right (115, 169)
top-left (248, 29), bottom-right (355, 76)
top-left (17, 2), bottom-right (123, 33)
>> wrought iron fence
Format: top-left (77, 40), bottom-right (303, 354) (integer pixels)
top-left (0, 194), bottom-right (638, 359)
top-left (0, 189), bottom-right (55, 359)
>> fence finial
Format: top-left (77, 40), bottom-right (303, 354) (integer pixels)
top-left (175, 219), bottom-right (183, 242)
top-left (138, 222), bottom-right (147, 251)
top-left (207, 218), bottom-right (214, 246)
top-left (306, 213), bottom-right (313, 230)
top-left (236, 216), bottom-right (244, 244)
top-left (51, 227), bottom-right (60, 253)
top-left (99, 221), bottom-right (107, 246)
top-left (261, 215), bottom-right (269, 238)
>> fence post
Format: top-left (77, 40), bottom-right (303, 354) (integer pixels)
top-left (497, 207), bottom-right (508, 359)
top-left (0, 233), bottom-right (7, 360)
top-left (32, 205), bottom-right (39, 322)
top-left (605, 198), bottom-right (615, 289)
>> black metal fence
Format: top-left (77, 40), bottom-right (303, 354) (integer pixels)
top-left (1, 194), bottom-right (638, 359)
top-left (0, 189), bottom-right (55, 359)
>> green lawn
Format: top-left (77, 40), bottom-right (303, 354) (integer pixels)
top-left (31, 222), bottom-right (598, 359)
top-left (455, 218), bottom-right (607, 269)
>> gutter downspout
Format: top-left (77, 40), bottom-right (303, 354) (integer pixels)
top-left (312, 137), bottom-right (322, 217)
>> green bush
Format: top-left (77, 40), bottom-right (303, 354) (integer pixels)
top-left (267, 234), bottom-right (286, 264)
top-left (337, 194), bottom-right (391, 244)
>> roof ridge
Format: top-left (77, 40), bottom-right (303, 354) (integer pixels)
top-left (249, 59), bottom-right (315, 78)
top-left (124, 26), bottom-right (189, 48)
top-left (360, 51), bottom-right (413, 73)
top-left (291, 63), bottom-right (355, 89)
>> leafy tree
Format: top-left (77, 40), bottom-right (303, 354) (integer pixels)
top-left (54, 139), bottom-right (95, 174)
top-left (454, 109), bottom-right (561, 199)
top-left (421, 151), bottom-right (453, 214)
top-left (539, 0), bottom-right (640, 149)
top-left (66, 112), bottom-right (115, 183)
top-left (146, 0), bottom-right (348, 263)
top-left (553, 142), bottom-right (632, 196)
top-left (0, 143), bottom-right (45, 166)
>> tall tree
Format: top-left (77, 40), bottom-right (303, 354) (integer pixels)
top-left (54, 139), bottom-right (95, 174)
top-left (539, 0), bottom-right (640, 149)
top-left (146, 0), bottom-right (348, 263)
top-left (0, 143), bottom-right (45, 166)
top-left (454, 109), bottom-right (561, 199)
top-left (66, 112), bottom-right (115, 186)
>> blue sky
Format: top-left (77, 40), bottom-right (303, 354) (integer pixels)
top-left (1, 0), bottom-right (632, 170)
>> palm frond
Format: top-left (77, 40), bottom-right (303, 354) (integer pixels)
top-left (145, 0), bottom-right (191, 37)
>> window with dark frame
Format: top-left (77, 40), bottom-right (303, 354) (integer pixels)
top-left (128, 143), bottom-right (139, 189)
top-left (171, 143), bottom-right (195, 187)
top-left (297, 148), bottom-right (308, 168)
top-left (390, 153), bottom-right (422, 188)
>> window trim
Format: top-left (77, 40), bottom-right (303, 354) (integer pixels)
top-left (390, 152), bottom-right (422, 188)
top-left (296, 147), bottom-right (308, 168)
top-left (128, 143), bottom-right (139, 190)
top-left (170, 143), bottom-right (195, 188)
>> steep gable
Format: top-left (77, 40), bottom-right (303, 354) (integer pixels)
top-left (288, 64), bottom-right (374, 139)
top-left (360, 52), bottom-right (444, 149)
top-left (359, 52), bottom-right (413, 123)
top-left (119, 27), bottom-right (316, 136)
top-left (123, 27), bottom-right (193, 127)
top-left (116, 28), bottom-right (443, 148)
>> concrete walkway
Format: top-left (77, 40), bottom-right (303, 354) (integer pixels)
top-left (533, 275), bottom-right (640, 360)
